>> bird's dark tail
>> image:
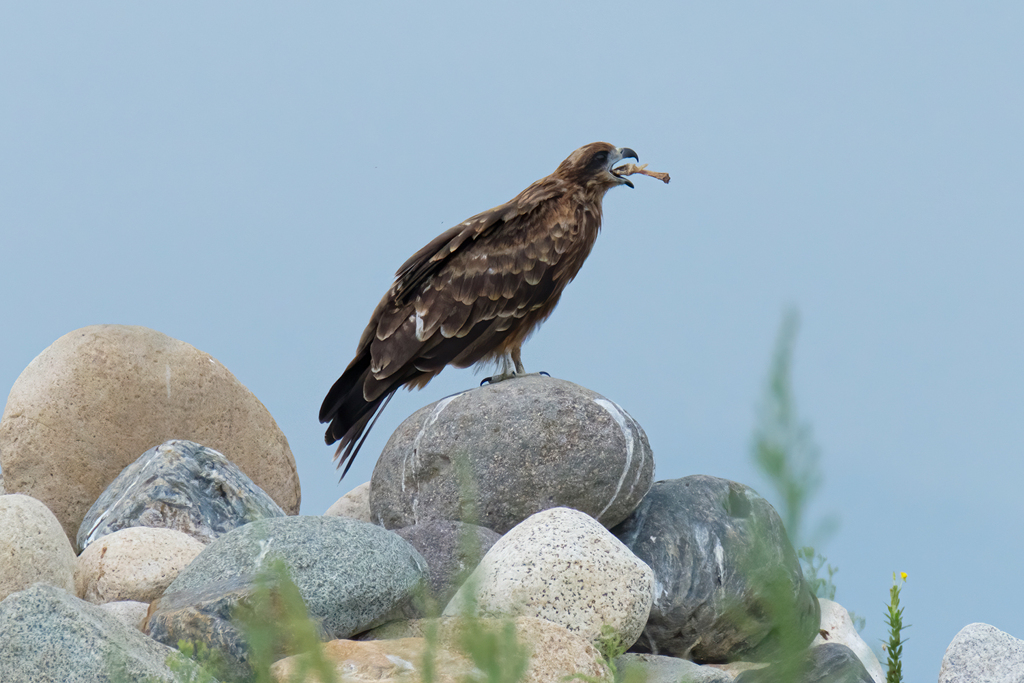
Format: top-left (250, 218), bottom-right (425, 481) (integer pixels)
top-left (320, 352), bottom-right (396, 479)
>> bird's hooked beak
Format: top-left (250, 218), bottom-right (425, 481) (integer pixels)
top-left (609, 147), bottom-right (639, 188)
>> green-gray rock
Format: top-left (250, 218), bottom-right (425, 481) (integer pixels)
top-left (150, 516), bottom-right (427, 647)
top-left (0, 584), bottom-right (208, 683)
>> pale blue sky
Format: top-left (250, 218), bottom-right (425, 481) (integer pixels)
top-left (3, 3), bottom-right (1022, 680)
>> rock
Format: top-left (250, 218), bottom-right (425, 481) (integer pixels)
top-left (370, 375), bottom-right (654, 534)
top-left (271, 637), bottom-right (475, 683)
top-left (0, 494), bottom-right (76, 601)
top-left (351, 616), bottom-right (607, 683)
top-left (146, 574), bottom-right (270, 677)
top-left (616, 653), bottom-right (734, 683)
top-left (98, 600), bottom-right (150, 630)
top-left (611, 475), bottom-right (820, 662)
top-left (324, 480), bottom-right (372, 522)
top-left (0, 324), bottom-right (300, 545)
top-left (146, 573), bottom-right (295, 679)
top-left (148, 515), bottom-right (427, 664)
top-left (394, 520), bottom-right (501, 616)
top-left (814, 599), bottom-right (884, 683)
top-left (0, 584), bottom-right (205, 683)
top-left (939, 622), bottom-right (1024, 683)
top-left (75, 526), bottom-right (206, 604)
top-left (77, 439), bottom-right (287, 550)
top-left (444, 506), bottom-right (653, 649)
top-left (733, 642), bottom-right (874, 683)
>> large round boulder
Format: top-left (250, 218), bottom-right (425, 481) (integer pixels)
top-left (371, 375), bottom-right (653, 533)
top-left (0, 325), bottom-right (300, 544)
top-left (611, 475), bottom-right (821, 662)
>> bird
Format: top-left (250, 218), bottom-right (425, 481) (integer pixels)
top-left (320, 141), bottom-right (638, 477)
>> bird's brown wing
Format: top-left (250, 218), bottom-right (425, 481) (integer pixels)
top-left (365, 177), bottom-right (582, 384)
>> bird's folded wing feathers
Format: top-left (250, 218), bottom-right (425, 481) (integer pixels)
top-left (366, 213), bottom-right (563, 382)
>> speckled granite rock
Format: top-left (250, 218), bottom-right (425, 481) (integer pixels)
top-left (0, 584), bottom-right (204, 683)
top-left (98, 600), bottom-right (150, 631)
top-left (939, 623), bottom-right (1024, 683)
top-left (147, 515), bottom-right (427, 675)
top-left (444, 506), bottom-right (653, 648)
top-left (371, 375), bottom-right (653, 534)
top-left (77, 439), bottom-right (286, 551)
top-left (75, 526), bottom-right (206, 604)
top-left (612, 475), bottom-right (820, 662)
top-left (0, 325), bottom-right (300, 545)
top-left (394, 519), bottom-right (501, 616)
top-left (0, 494), bottom-right (76, 601)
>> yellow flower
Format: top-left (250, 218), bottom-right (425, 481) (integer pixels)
top-left (901, 572), bottom-right (908, 581)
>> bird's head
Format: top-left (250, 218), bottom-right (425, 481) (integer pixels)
top-left (555, 142), bottom-right (639, 190)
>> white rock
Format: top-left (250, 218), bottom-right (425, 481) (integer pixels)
top-left (443, 506), bottom-right (653, 648)
top-left (99, 600), bottom-right (150, 630)
top-left (813, 599), bottom-right (884, 683)
top-left (324, 481), bottom-right (372, 522)
top-left (75, 526), bottom-right (206, 604)
top-left (939, 622), bottom-right (1024, 683)
top-left (0, 494), bottom-right (76, 601)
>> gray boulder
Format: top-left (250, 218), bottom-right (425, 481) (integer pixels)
top-left (939, 623), bottom-right (1024, 683)
top-left (394, 519), bottom-right (501, 616)
top-left (146, 574), bottom-right (296, 680)
top-left (148, 515), bottom-right (427, 653)
top-left (0, 584), bottom-right (207, 683)
top-left (734, 643), bottom-right (874, 683)
top-left (78, 439), bottom-right (286, 551)
top-left (616, 653), bottom-right (733, 682)
top-left (371, 375), bottom-right (654, 534)
top-left (612, 475), bottom-right (820, 662)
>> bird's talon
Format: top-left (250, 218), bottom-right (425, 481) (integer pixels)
top-left (539, 371), bottom-right (550, 377)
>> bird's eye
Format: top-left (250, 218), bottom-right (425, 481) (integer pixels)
top-left (592, 151), bottom-right (609, 164)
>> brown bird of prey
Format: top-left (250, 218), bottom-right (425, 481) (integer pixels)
top-left (320, 141), bottom-right (638, 477)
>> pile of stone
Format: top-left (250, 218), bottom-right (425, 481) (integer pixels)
top-left (0, 326), bottom-right (1019, 682)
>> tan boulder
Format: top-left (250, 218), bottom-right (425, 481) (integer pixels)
top-left (328, 616), bottom-right (608, 683)
top-left (0, 493), bottom-right (77, 601)
top-left (75, 526), bottom-right (206, 604)
top-left (324, 481), bottom-right (372, 522)
top-left (0, 325), bottom-right (300, 544)
top-left (271, 638), bottom-right (475, 683)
